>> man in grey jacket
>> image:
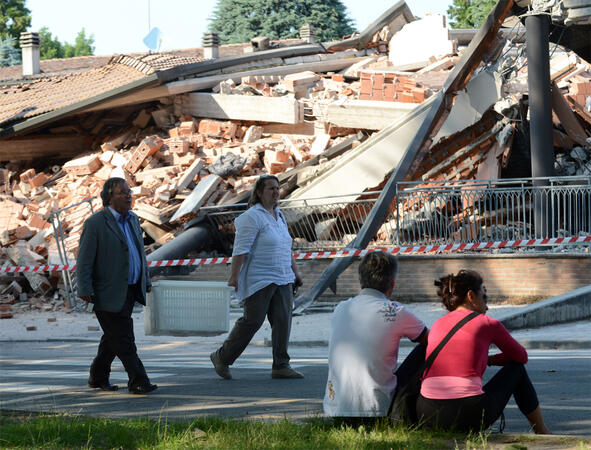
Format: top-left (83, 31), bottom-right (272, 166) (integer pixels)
top-left (77, 177), bottom-right (157, 394)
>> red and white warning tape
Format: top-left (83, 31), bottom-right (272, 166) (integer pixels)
top-left (2, 235), bottom-right (590, 274)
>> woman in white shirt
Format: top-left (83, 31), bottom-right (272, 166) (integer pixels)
top-left (210, 175), bottom-right (303, 380)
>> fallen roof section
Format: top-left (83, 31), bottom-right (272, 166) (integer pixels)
top-left (294, 0), bottom-right (516, 312)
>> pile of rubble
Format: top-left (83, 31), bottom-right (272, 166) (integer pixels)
top-left (2, 8), bottom-right (591, 317)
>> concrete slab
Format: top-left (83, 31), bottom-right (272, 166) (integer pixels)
top-left (499, 285), bottom-right (591, 330)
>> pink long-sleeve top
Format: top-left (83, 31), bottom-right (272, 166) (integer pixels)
top-left (420, 309), bottom-right (528, 399)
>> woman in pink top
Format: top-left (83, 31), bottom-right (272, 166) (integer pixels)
top-left (416, 269), bottom-right (550, 434)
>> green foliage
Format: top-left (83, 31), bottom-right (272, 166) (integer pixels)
top-left (447, 0), bottom-right (497, 29)
top-left (0, 34), bottom-right (21, 67)
top-left (63, 28), bottom-right (95, 58)
top-left (0, 0), bottom-right (31, 41)
top-left (208, 0), bottom-right (355, 44)
top-left (39, 27), bottom-right (64, 59)
top-left (39, 27), bottom-right (95, 60)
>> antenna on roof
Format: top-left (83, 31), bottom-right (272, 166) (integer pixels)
top-left (143, 27), bottom-right (162, 52)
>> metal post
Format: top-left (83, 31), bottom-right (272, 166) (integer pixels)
top-left (526, 13), bottom-right (554, 238)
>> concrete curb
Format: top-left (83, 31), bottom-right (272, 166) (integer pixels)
top-left (499, 285), bottom-right (591, 330)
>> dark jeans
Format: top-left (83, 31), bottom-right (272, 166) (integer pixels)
top-left (416, 362), bottom-right (539, 432)
top-left (89, 283), bottom-right (150, 388)
top-left (214, 283), bottom-right (293, 369)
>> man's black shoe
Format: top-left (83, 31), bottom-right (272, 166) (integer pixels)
top-left (128, 383), bottom-right (158, 395)
top-left (88, 381), bottom-right (118, 391)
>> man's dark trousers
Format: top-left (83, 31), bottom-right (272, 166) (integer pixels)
top-left (89, 283), bottom-right (149, 388)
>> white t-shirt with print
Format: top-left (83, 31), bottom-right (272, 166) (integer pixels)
top-left (323, 288), bottom-right (426, 417)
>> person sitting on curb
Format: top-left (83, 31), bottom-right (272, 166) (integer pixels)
top-left (416, 269), bottom-right (551, 434)
top-left (323, 251), bottom-right (428, 422)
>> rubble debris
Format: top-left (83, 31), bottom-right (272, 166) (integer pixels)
top-left (1, 1), bottom-right (591, 318)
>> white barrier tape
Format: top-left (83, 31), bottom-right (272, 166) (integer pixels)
top-left (2, 235), bottom-right (590, 274)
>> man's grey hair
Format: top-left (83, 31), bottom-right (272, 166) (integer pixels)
top-left (100, 177), bottom-right (126, 207)
top-left (358, 251), bottom-right (398, 293)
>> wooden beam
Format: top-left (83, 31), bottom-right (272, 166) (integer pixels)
top-left (0, 134), bottom-right (92, 162)
top-left (181, 93), bottom-right (302, 124)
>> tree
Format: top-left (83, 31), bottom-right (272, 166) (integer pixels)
top-left (63, 28), bottom-right (95, 58)
top-left (0, 0), bottom-right (31, 41)
top-left (39, 27), bottom-right (64, 59)
top-left (39, 27), bottom-right (95, 60)
top-left (209, 0), bottom-right (355, 44)
top-left (447, 0), bottom-right (497, 29)
top-left (0, 35), bottom-right (21, 67)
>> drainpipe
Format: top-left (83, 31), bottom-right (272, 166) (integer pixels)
top-left (525, 13), bottom-right (554, 238)
top-left (20, 32), bottom-right (40, 76)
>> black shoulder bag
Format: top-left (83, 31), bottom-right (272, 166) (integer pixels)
top-left (389, 311), bottom-right (479, 425)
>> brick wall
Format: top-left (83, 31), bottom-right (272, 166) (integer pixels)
top-left (186, 253), bottom-right (591, 304)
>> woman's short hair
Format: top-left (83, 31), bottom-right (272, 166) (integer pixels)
top-left (434, 269), bottom-right (483, 311)
top-left (358, 251), bottom-right (398, 293)
top-left (247, 174), bottom-right (279, 208)
top-left (100, 177), bottom-right (126, 207)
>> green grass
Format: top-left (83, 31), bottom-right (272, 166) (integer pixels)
top-left (0, 411), bottom-right (488, 449)
top-left (3, 411), bottom-right (589, 449)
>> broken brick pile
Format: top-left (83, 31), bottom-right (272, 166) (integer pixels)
top-left (359, 71), bottom-right (429, 102)
top-left (2, 13), bottom-right (591, 318)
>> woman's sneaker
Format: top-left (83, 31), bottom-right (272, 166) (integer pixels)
top-left (210, 352), bottom-right (232, 380)
top-left (271, 366), bottom-right (304, 379)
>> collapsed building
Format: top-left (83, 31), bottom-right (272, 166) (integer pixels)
top-left (1, 0), bottom-right (591, 317)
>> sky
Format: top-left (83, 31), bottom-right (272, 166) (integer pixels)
top-left (27, 0), bottom-right (452, 57)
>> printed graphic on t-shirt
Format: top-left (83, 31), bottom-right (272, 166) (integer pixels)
top-left (379, 302), bottom-right (402, 322)
top-left (327, 380), bottom-right (335, 400)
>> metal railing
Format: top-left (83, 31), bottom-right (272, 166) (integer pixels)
top-left (202, 177), bottom-right (591, 253)
top-left (393, 177), bottom-right (591, 246)
top-left (50, 197), bottom-right (97, 309)
top-left (202, 192), bottom-right (384, 252)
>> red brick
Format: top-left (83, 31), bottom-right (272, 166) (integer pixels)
top-left (384, 84), bottom-right (395, 101)
top-left (332, 74), bottom-right (344, 82)
top-left (411, 87), bottom-right (426, 102)
top-left (19, 168), bottom-right (36, 183)
top-left (372, 73), bottom-right (384, 87)
top-left (124, 136), bottom-right (164, 174)
top-left (28, 173), bottom-right (48, 188)
top-left (360, 78), bottom-right (372, 95)
top-left (384, 73), bottom-right (396, 82)
top-left (222, 121), bottom-right (237, 140)
top-left (359, 93), bottom-right (371, 100)
top-left (372, 89), bottom-right (384, 101)
top-left (27, 213), bottom-right (50, 230)
top-left (198, 119), bottom-right (224, 137)
top-left (165, 138), bottom-right (189, 154)
top-left (63, 155), bottom-right (102, 175)
top-left (15, 225), bottom-right (34, 239)
top-left (20, 169), bottom-right (36, 183)
top-left (178, 120), bottom-right (197, 136)
top-left (400, 92), bottom-right (414, 103)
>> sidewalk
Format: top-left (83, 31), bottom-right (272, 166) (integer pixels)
top-left (1, 302), bottom-right (589, 349)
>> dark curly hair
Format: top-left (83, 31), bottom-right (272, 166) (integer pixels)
top-left (358, 251), bottom-right (398, 293)
top-left (248, 174), bottom-right (279, 208)
top-left (100, 177), bottom-right (126, 207)
top-left (435, 269), bottom-right (483, 312)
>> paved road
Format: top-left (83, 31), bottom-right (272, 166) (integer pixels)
top-left (0, 341), bottom-right (589, 436)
